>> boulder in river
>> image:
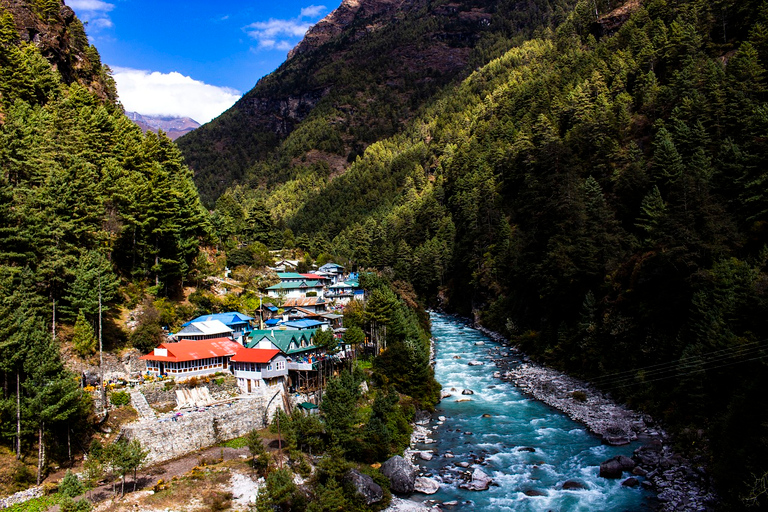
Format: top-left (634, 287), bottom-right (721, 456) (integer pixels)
top-left (599, 455), bottom-right (635, 479)
top-left (345, 469), bottom-right (383, 505)
top-left (381, 455), bottom-right (418, 494)
top-left (461, 389), bottom-right (474, 395)
top-left (467, 361), bottom-right (484, 366)
top-left (562, 480), bottom-right (587, 490)
top-left (621, 477), bottom-right (640, 488)
top-left (460, 468), bottom-right (493, 491)
top-left (418, 451), bottom-right (433, 461)
top-left (414, 477), bottom-right (440, 495)
top-left (517, 447), bottom-right (536, 452)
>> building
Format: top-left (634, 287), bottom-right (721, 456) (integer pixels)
top-left (282, 319), bottom-right (329, 331)
top-left (265, 280), bottom-right (325, 299)
top-left (230, 348), bottom-right (288, 393)
top-left (173, 320), bottom-right (234, 342)
top-left (281, 297), bottom-right (328, 313)
top-left (181, 312), bottom-right (254, 343)
top-left (248, 329), bottom-right (321, 392)
top-left (326, 280), bottom-right (362, 305)
top-left (140, 338), bottom-right (242, 378)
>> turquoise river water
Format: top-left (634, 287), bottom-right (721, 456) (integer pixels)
top-left (409, 312), bottom-right (656, 511)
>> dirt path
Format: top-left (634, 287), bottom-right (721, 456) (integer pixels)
top-left (46, 445), bottom-right (251, 511)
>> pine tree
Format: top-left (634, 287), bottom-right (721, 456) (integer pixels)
top-left (72, 309), bottom-right (96, 357)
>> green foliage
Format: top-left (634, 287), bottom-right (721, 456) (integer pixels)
top-left (58, 471), bottom-right (85, 498)
top-left (320, 370), bottom-right (360, 449)
top-left (71, 309), bottom-right (96, 357)
top-left (109, 390), bottom-right (130, 407)
top-left (255, 468), bottom-right (307, 512)
top-left (59, 497), bottom-right (91, 512)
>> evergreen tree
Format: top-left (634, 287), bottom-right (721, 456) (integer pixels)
top-left (71, 309), bottom-right (96, 357)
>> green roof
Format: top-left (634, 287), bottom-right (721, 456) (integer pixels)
top-left (247, 329), bottom-right (318, 355)
top-left (266, 280), bottom-right (322, 290)
top-left (277, 272), bottom-right (305, 279)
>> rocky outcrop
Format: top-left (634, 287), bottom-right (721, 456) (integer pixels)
top-left (596, 0), bottom-right (642, 36)
top-left (345, 469), bottom-right (383, 505)
top-left (381, 455), bottom-right (418, 494)
top-left (0, 0), bottom-right (113, 99)
top-left (288, 0), bottom-right (411, 59)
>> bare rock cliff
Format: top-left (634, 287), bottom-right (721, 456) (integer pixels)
top-left (288, 0), bottom-right (410, 59)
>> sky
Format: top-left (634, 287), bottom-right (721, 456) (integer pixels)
top-left (66, 0), bottom-right (333, 124)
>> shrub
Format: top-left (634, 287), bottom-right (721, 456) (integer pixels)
top-left (572, 390), bottom-right (587, 402)
top-left (109, 391), bottom-right (130, 407)
top-left (59, 471), bottom-right (85, 498)
top-left (60, 496), bottom-right (92, 512)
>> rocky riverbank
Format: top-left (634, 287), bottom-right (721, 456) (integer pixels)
top-left (476, 325), bottom-right (719, 512)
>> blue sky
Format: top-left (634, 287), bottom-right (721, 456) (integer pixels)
top-left (66, 0), bottom-right (332, 123)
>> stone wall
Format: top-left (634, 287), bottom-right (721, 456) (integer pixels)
top-left (121, 389), bottom-right (286, 465)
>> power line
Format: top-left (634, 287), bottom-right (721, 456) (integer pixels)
top-left (592, 343), bottom-right (766, 387)
top-left (606, 352), bottom-right (768, 389)
top-left (588, 339), bottom-right (766, 386)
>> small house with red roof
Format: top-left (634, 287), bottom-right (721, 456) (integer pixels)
top-left (230, 348), bottom-right (288, 393)
top-left (140, 337), bottom-right (242, 379)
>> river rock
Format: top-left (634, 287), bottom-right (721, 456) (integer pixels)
top-left (456, 461), bottom-right (470, 468)
top-left (622, 477), bottom-right (640, 488)
top-left (467, 361), bottom-right (484, 366)
top-left (455, 398), bottom-right (472, 402)
top-left (482, 414), bottom-right (491, 418)
top-left (438, 416), bottom-right (446, 422)
top-left (418, 451), bottom-right (434, 461)
top-left (562, 480), bottom-right (587, 490)
top-left (414, 477), bottom-right (440, 495)
top-left (600, 455), bottom-right (635, 479)
top-left (381, 455), bottom-right (418, 494)
top-left (524, 489), bottom-right (547, 496)
top-left (461, 468), bottom-right (493, 491)
top-left (517, 447), bottom-right (536, 452)
top-left (345, 469), bottom-right (384, 505)
top-left (461, 389), bottom-right (474, 395)
top-left (474, 341), bottom-right (485, 346)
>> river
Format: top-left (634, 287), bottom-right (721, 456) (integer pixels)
top-left (409, 312), bottom-right (655, 511)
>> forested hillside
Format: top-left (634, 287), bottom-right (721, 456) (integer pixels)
top-left (0, 0), bottom-right (212, 485)
top-left (177, 0), bottom-right (577, 206)
top-left (210, 0), bottom-right (768, 507)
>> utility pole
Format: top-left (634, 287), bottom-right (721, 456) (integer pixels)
top-left (99, 272), bottom-right (106, 415)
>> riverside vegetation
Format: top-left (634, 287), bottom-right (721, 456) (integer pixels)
top-left (1, 0), bottom-right (768, 510)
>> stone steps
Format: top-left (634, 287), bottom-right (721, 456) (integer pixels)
top-left (129, 387), bottom-right (155, 421)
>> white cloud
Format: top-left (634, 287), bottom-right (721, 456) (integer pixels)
top-left (67, 0), bottom-right (115, 34)
top-left (300, 5), bottom-right (327, 18)
top-left (67, 0), bottom-right (115, 12)
top-left (245, 5), bottom-right (327, 52)
top-left (112, 67), bottom-right (241, 124)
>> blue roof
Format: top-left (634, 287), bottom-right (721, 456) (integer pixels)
top-left (282, 320), bottom-right (326, 329)
top-left (264, 318), bottom-right (281, 326)
top-left (182, 312), bottom-right (254, 328)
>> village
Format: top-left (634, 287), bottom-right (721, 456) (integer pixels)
top-left (76, 261), bottom-right (370, 468)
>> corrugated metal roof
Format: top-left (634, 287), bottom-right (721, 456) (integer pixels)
top-left (181, 312), bottom-right (253, 328)
top-left (231, 348), bottom-right (280, 364)
top-left (140, 338), bottom-right (241, 362)
top-left (176, 320), bottom-right (233, 336)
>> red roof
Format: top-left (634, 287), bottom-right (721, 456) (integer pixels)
top-left (140, 338), bottom-right (242, 362)
top-left (301, 273), bottom-right (324, 280)
top-left (231, 348), bottom-right (280, 364)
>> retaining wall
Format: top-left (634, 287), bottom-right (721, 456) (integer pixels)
top-left (121, 388), bottom-right (286, 465)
